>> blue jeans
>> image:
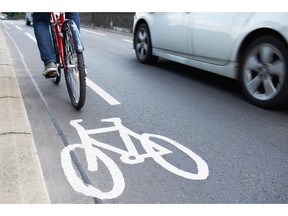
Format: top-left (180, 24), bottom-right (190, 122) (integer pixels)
top-left (33, 12), bottom-right (80, 65)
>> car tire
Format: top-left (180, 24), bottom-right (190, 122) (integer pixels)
top-left (239, 35), bottom-right (288, 109)
top-left (26, 19), bottom-right (31, 26)
top-left (134, 23), bottom-right (158, 64)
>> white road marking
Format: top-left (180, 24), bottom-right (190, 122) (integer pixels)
top-left (61, 143), bottom-right (125, 199)
top-left (2, 21), bottom-right (11, 29)
top-left (61, 117), bottom-right (209, 199)
top-left (15, 25), bottom-right (22, 30)
top-left (25, 33), bottom-right (121, 106)
top-left (25, 32), bottom-right (37, 43)
top-left (123, 39), bottom-right (132, 43)
top-left (86, 78), bottom-right (121, 105)
top-left (81, 29), bottom-right (106, 36)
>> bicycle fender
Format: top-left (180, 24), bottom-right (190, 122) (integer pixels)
top-left (63, 19), bottom-right (85, 52)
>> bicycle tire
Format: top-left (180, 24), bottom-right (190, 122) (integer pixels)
top-left (63, 24), bottom-right (86, 110)
top-left (61, 144), bottom-right (125, 199)
top-left (141, 133), bottom-right (209, 180)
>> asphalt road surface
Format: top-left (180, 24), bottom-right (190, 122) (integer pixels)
top-left (2, 20), bottom-right (288, 204)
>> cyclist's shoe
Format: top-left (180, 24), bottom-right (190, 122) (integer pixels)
top-left (42, 62), bottom-right (57, 78)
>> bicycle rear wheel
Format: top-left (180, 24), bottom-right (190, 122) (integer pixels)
top-left (63, 24), bottom-right (86, 110)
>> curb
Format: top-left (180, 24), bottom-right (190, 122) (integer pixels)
top-left (0, 26), bottom-right (50, 203)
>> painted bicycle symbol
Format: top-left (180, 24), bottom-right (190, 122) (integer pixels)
top-left (61, 118), bottom-right (209, 199)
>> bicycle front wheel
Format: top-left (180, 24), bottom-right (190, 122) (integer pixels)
top-left (63, 25), bottom-right (86, 110)
top-left (141, 133), bottom-right (209, 180)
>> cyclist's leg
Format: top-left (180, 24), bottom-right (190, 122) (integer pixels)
top-left (33, 12), bottom-right (57, 76)
top-left (65, 12), bottom-right (80, 30)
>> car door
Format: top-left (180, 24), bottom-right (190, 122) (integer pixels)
top-left (191, 12), bottom-right (253, 66)
top-left (150, 12), bottom-right (191, 56)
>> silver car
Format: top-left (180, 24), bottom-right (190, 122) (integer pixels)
top-left (25, 12), bottom-right (33, 26)
top-left (133, 12), bottom-right (288, 109)
top-left (0, 13), bottom-right (7, 20)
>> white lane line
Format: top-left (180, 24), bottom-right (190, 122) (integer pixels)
top-left (25, 33), bottom-right (121, 106)
top-left (15, 25), bottom-right (23, 30)
top-left (123, 39), bottom-right (132, 43)
top-left (82, 29), bottom-right (106, 36)
top-left (86, 78), bottom-right (121, 105)
top-left (2, 21), bottom-right (11, 29)
top-left (25, 32), bottom-right (37, 43)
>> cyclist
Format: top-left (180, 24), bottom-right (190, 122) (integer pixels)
top-left (33, 12), bottom-right (80, 77)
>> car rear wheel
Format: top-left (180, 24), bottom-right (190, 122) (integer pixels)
top-left (240, 35), bottom-right (288, 108)
top-left (134, 23), bottom-right (158, 64)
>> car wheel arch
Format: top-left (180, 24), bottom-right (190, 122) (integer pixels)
top-left (236, 28), bottom-right (288, 80)
top-left (237, 30), bottom-right (288, 108)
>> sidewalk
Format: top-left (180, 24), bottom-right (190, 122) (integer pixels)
top-left (0, 27), bottom-right (50, 203)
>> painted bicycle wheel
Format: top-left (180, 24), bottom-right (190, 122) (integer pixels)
top-left (61, 144), bottom-right (125, 199)
top-left (141, 133), bottom-right (209, 180)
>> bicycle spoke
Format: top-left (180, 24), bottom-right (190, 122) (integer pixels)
top-left (65, 33), bottom-right (80, 102)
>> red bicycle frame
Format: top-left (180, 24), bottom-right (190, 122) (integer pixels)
top-left (51, 12), bottom-right (66, 70)
top-left (48, 12), bottom-right (86, 110)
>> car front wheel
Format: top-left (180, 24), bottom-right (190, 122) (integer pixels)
top-left (240, 35), bottom-right (288, 108)
top-left (134, 23), bottom-right (158, 64)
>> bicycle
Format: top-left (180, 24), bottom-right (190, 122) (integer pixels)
top-left (50, 12), bottom-right (86, 110)
top-left (61, 117), bottom-right (209, 199)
